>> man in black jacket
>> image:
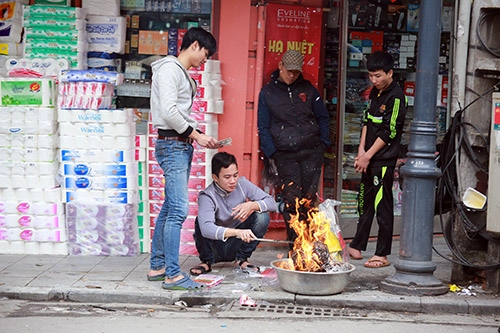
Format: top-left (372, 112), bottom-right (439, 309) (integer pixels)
top-left (257, 50), bottom-right (331, 245)
top-left (347, 51), bottom-right (407, 269)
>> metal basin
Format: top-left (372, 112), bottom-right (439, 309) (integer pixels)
top-left (271, 258), bottom-right (355, 296)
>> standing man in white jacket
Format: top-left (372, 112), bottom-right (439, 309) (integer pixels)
top-left (147, 27), bottom-right (219, 290)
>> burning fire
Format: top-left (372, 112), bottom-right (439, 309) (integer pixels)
top-left (288, 198), bottom-right (343, 272)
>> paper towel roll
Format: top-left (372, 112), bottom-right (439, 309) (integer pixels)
top-left (44, 187), bottom-right (61, 202)
top-left (25, 175), bottom-right (40, 189)
top-left (39, 175), bottom-right (57, 188)
top-left (16, 188), bottom-right (31, 200)
top-left (58, 123), bottom-right (75, 136)
top-left (52, 242), bottom-right (68, 255)
top-left (58, 109), bottom-right (72, 123)
top-left (24, 241), bottom-right (40, 254)
top-left (1, 188), bottom-right (16, 200)
top-left (0, 175), bottom-right (11, 188)
top-left (99, 109), bottom-right (113, 123)
top-left (24, 135), bottom-right (38, 148)
top-left (38, 121), bottom-right (57, 134)
top-left (8, 241), bottom-right (26, 254)
top-left (10, 162), bottom-right (24, 175)
top-left (5, 215), bottom-right (21, 227)
top-left (0, 134), bottom-right (10, 146)
top-left (38, 162), bottom-right (57, 175)
top-left (37, 107), bottom-right (56, 121)
top-left (30, 188), bottom-right (44, 202)
top-left (0, 149), bottom-right (9, 161)
top-left (101, 136), bottom-right (116, 149)
top-left (112, 109), bottom-right (128, 123)
top-left (70, 109), bottom-right (85, 122)
top-left (38, 242), bottom-right (54, 254)
top-left (0, 163), bottom-right (10, 176)
top-left (38, 149), bottom-right (55, 162)
top-left (10, 175), bottom-right (26, 188)
top-left (115, 136), bottom-right (135, 149)
top-left (24, 149), bottom-right (39, 162)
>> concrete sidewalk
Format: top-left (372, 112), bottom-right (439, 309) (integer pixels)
top-left (0, 236), bottom-right (498, 316)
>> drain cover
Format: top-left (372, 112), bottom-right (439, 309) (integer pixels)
top-left (234, 303), bottom-right (365, 318)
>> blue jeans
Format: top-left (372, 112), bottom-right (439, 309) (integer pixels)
top-left (150, 139), bottom-right (193, 278)
top-left (193, 212), bottom-right (270, 264)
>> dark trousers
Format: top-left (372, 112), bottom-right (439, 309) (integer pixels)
top-left (274, 146), bottom-right (324, 244)
top-left (193, 212), bottom-right (270, 264)
top-left (350, 165), bottom-right (395, 257)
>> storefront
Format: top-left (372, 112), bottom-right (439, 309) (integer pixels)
top-left (0, 0), bottom-right (454, 255)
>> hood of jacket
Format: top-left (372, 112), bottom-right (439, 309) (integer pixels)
top-left (151, 55), bottom-right (179, 72)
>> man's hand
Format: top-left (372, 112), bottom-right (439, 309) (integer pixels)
top-left (192, 132), bottom-right (220, 149)
top-left (354, 152), bottom-right (370, 173)
top-left (232, 202), bottom-right (256, 221)
top-left (236, 229), bottom-right (257, 243)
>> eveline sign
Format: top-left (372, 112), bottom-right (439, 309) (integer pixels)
top-left (264, 4), bottom-right (323, 88)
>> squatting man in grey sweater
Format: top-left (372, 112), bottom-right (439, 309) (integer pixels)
top-left (190, 152), bottom-right (277, 276)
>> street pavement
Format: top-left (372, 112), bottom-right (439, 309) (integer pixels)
top-left (0, 236), bottom-right (498, 316)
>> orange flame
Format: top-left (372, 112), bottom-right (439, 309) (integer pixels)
top-left (288, 198), bottom-right (335, 272)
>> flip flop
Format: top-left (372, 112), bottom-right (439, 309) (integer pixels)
top-left (162, 273), bottom-right (204, 290)
top-left (364, 258), bottom-right (390, 269)
top-left (189, 263), bottom-right (212, 276)
top-left (147, 272), bottom-right (166, 281)
top-left (349, 253), bottom-right (363, 260)
top-left (237, 260), bottom-right (260, 273)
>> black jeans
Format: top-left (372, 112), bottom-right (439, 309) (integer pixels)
top-left (274, 146), bottom-right (325, 244)
top-left (193, 212), bottom-right (270, 264)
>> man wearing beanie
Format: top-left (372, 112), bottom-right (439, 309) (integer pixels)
top-left (257, 50), bottom-right (331, 246)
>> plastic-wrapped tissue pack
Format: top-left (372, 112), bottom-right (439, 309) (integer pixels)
top-left (66, 201), bottom-right (139, 256)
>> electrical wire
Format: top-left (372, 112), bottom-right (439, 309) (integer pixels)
top-left (433, 80), bottom-right (500, 270)
top-left (476, 9), bottom-right (500, 58)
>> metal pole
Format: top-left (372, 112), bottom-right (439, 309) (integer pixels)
top-left (380, 0), bottom-right (448, 296)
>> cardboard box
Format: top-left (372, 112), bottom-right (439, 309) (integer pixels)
top-left (350, 30), bottom-right (384, 52)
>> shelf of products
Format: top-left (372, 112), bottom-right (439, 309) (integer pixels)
top-left (116, 4), bottom-right (212, 109)
top-left (323, 0), bottom-right (452, 218)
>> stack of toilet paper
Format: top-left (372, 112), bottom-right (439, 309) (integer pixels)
top-left (22, 4), bottom-right (88, 69)
top-left (58, 107), bottom-right (138, 204)
top-left (189, 60), bottom-right (224, 114)
top-left (0, 0), bottom-right (28, 44)
top-left (66, 201), bottom-right (139, 256)
top-left (0, 100), bottom-right (66, 254)
top-left (0, 200), bottom-right (67, 254)
top-left (86, 15), bottom-right (127, 55)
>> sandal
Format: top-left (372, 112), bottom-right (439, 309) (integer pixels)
top-left (236, 260), bottom-right (260, 273)
top-left (147, 272), bottom-right (166, 281)
top-left (364, 257), bottom-right (390, 269)
top-left (189, 262), bottom-right (212, 276)
top-left (162, 273), bottom-right (204, 290)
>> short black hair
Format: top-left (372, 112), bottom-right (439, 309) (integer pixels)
top-left (366, 51), bottom-right (394, 73)
top-left (180, 27), bottom-right (217, 57)
top-left (211, 152), bottom-right (237, 176)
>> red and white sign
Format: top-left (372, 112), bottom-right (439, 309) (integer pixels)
top-left (264, 4), bottom-right (323, 88)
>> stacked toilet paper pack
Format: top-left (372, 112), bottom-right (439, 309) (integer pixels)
top-left (0, 74), bottom-right (66, 254)
top-left (66, 201), bottom-right (139, 256)
top-left (57, 69), bottom-right (140, 256)
top-left (22, 4), bottom-right (88, 70)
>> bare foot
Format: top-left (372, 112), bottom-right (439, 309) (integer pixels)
top-left (364, 256), bottom-right (390, 268)
top-left (164, 274), bottom-right (184, 284)
top-left (189, 263), bottom-right (211, 276)
top-left (147, 268), bottom-right (165, 278)
top-left (347, 246), bottom-right (362, 260)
